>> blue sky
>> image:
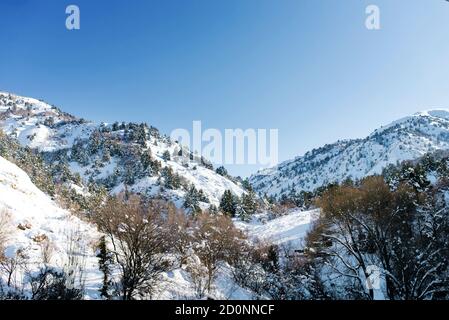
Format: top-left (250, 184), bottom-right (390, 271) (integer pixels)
top-left (1, 0), bottom-right (449, 177)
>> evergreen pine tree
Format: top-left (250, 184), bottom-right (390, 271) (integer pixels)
top-left (141, 149), bottom-right (153, 170)
top-left (242, 178), bottom-right (253, 192)
top-left (239, 190), bottom-right (257, 221)
top-left (208, 204), bottom-right (219, 215)
top-left (219, 190), bottom-right (237, 217)
top-left (136, 123), bottom-right (147, 147)
top-left (162, 150), bottom-right (171, 161)
top-left (183, 184), bottom-right (201, 214)
top-left (97, 236), bottom-right (113, 299)
top-left (161, 166), bottom-right (180, 189)
top-left (215, 166), bottom-right (228, 177)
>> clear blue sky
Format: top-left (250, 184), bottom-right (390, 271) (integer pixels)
top-left (1, 0), bottom-right (449, 177)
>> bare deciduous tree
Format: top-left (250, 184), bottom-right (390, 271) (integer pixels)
top-left (165, 207), bottom-right (193, 268)
top-left (94, 194), bottom-right (173, 300)
top-left (191, 212), bottom-right (246, 293)
top-left (312, 176), bottom-right (449, 300)
top-left (0, 209), bottom-right (12, 251)
top-left (0, 248), bottom-right (27, 288)
top-left (39, 239), bottom-right (55, 265)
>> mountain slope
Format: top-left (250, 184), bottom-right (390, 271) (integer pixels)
top-left (0, 154), bottom-right (254, 299)
top-left (0, 155), bottom-right (103, 298)
top-left (250, 109), bottom-right (449, 198)
top-left (235, 209), bottom-right (319, 248)
top-left (0, 92), bottom-right (245, 207)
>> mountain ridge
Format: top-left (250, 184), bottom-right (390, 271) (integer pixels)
top-left (0, 91), bottom-right (245, 209)
top-left (250, 107), bottom-right (449, 198)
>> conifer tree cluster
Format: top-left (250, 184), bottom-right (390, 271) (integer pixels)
top-left (219, 189), bottom-right (258, 220)
top-left (183, 184), bottom-right (209, 214)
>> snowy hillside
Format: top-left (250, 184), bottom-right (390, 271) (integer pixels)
top-left (0, 155), bottom-right (103, 298)
top-left (250, 109), bottom-right (449, 198)
top-left (235, 209), bottom-right (319, 248)
top-left (0, 92), bottom-right (245, 207)
top-left (0, 155), bottom-right (254, 299)
top-left (0, 92), bottom-right (95, 152)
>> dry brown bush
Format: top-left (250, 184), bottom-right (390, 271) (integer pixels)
top-left (94, 194), bottom-right (173, 300)
top-left (191, 212), bottom-right (246, 292)
top-left (165, 207), bottom-right (193, 267)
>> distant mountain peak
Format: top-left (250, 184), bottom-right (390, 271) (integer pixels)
top-left (251, 109), bottom-right (449, 198)
top-left (415, 108), bottom-right (449, 119)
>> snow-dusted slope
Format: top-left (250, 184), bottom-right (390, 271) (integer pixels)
top-left (0, 92), bottom-right (95, 152)
top-left (251, 109), bottom-right (449, 197)
top-left (235, 209), bottom-right (319, 248)
top-left (0, 155), bottom-right (252, 299)
top-left (0, 92), bottom-right (245, 206)
top-left (0, 155), bottom-right (102, 298)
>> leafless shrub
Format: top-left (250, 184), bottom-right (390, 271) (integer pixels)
top-left (28, 267), bottom-right (83, 300)
top-left (191, 212), bottom-right (246, 293)
top-left (0, 209), bottom-right (12, 250)
top-left (267, 202), bottom-right (296, 220)
top-left (185, 255), bottom-right (209, 299)
top-left (0, 248), bottom-right (27, 288)
top-left (39, 239), bottom-right (55, 265)
top-left (314, 176), bottom-right (449, 300)
top-left (94, 194), bottom-right (173, 300)
top-left (165, 207), bottom-right (193, 267)
top-left (63, 227), bottom-right (86, 295)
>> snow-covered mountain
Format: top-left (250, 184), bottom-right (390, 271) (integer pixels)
top-left (250, 109), bottom-right (449, 198)
top-left (0, 92), bottom-right (245, 208)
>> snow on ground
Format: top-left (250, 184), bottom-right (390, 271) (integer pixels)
top-left (0, 156), bottom-right (103, 298)
top-left (156, 264), bottom-right (253, 300)
top-left (235, 209), bottom-right (320, 248)
top-left (0, 155), bottom-right (254, 299)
